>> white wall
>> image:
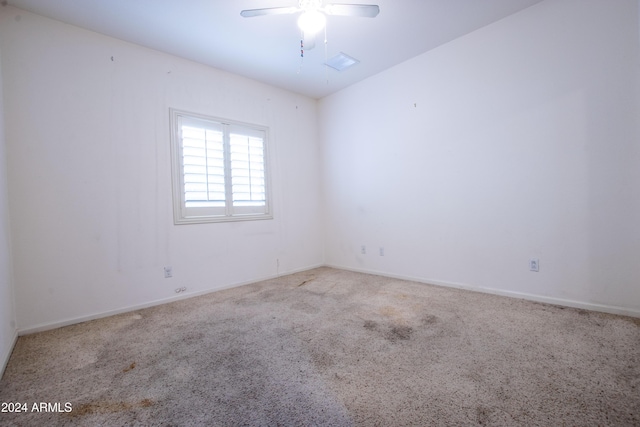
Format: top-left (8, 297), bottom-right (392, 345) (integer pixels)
top-left (0, 36), bottom-right (18, 374)
top-left (0, 7), bottom-right (323, 332)
top-left (320, 0), bottom-right (640, 314)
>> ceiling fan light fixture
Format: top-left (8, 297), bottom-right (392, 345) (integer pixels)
top-left (297, 10), bottom-right (326, 35)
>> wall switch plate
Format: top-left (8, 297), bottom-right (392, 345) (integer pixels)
top-left (379, 247), bottom-right (385, 256)
top-left (164, 266), bottom-right (173, 278)
top-left (529, 259), bottom-right (539, 272)
top-left (361, 245), bottom-right (366, 255)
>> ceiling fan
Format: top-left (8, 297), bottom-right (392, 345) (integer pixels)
top-left (241, 0), bottom-right (380, 50)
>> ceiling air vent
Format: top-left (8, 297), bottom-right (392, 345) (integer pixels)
top-left (325, 52), bottom-right (359, 71)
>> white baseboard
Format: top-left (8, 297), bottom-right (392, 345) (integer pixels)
top-left (18, 262), bottom-right (638, 336)
top-left (17, 263), bottom-right (325, 336)
top-left (1, 329), bottom-right (18, 378)
top-left (325, 264), bottom-right (640, 319)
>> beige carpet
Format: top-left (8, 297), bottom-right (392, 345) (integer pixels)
top-left (1, 267), bottom-right (639, 426)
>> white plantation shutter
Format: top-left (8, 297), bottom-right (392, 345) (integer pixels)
top-left (171, 110), bottom-right (271, 224)
top-left (181, 121), bottom-right (225, 208)
top-left (230, 126), bottom-right (266, 214)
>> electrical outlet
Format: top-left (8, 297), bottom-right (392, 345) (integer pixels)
top-left (529, 258), bottom-right (539, 272)
top-left (164, 266), bottom-right (173, 278)
top-left (361, 245), bottom-right (366, 255)
top-left (379, 247), bottom-right (385, 256)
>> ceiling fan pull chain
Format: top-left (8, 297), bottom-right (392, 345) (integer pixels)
top-left (324, 26), bottom-right (329, 85)
top-left (297, 38), bottom-right (304, 74)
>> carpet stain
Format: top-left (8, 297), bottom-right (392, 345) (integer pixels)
top-left (363, 320), bottom-right (378, 331)
top-left (625, 316), bottom-right (640, 327)
top-left (311, 350), bottom-right (334, 368)
top-left (70, 399), bottom-right (153, 417)
top-left (184, 331), bottom-right (206, 342)
top-left (379, 305), bottom-right (404, 321)
top-left (422, 314), bottom-right (438, 325)
top-left (363, 318), bottom-right (412, 342)
top-left (581, 310), bottom-right (640, 327)
top-left (297, 279), bottom-right (314, 287)
top-left (122, 362), bottom-right (136, 373)
top-left (386, 325), bottom-right (413, 341)
top-left (476, 405), bottom-right (494, 425)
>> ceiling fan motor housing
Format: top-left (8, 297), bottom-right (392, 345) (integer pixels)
top-left (299, 0), bottom-right (324, 11)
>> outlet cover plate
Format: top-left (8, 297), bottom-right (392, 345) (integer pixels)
top-left (529, 259), bottom-right (539, 272)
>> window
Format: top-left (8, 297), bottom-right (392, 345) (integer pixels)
top-left (170, 109), bottom-right (271, 224)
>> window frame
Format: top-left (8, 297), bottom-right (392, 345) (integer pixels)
top-left (170, 108), bottom-right (273, 225)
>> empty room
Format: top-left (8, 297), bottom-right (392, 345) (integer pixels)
top-left (0, 0), bottom-right (639, 425)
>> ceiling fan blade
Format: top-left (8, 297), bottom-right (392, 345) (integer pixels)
top-left (324, 4), bottom-right (380, 17)
top-left (240, 7), bottom-right (299, 18)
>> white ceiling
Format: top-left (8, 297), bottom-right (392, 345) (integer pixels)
top-left (5, 0), bottom-right (544, 99)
